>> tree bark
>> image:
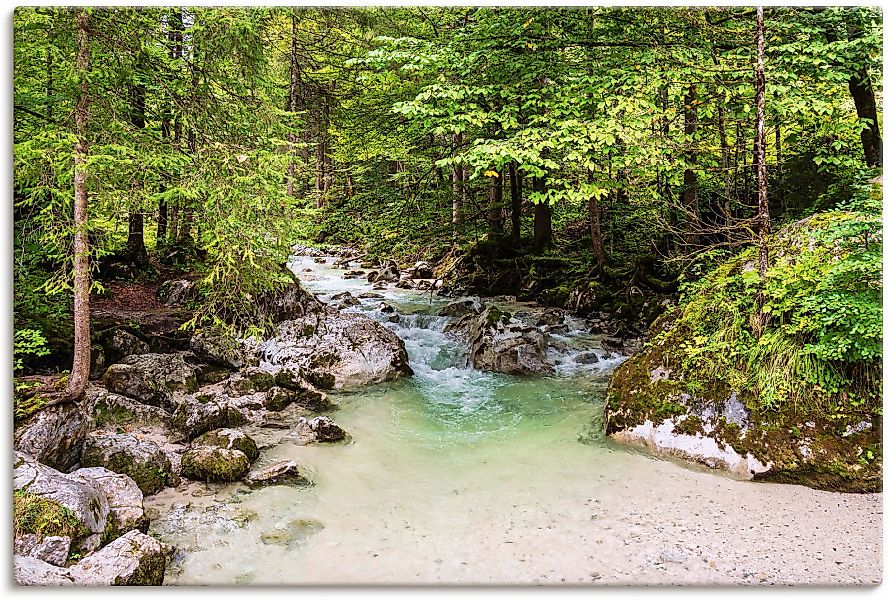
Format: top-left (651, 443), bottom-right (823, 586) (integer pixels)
top-left (451, 132), bottom-right (463, 230)
top-left (753, 6), bottom-right (770, 338)
top-left (509, 162), bottom-right (522, 243)
top-left (682, 83), bottom-right (700, 247)
top-left (487, 170), bottom-right (503, 239)
top-left (848, 66), bottom-right (882, 167)
top-left (532, 176), bottom-right (552, 252)
top-left (588, 171), bottom-right (605, 268)
top-left (287, 12), bottom-right (300, 197)
top-left (126, 72), bottom-right (149, 266)
top-left (67, 8), bottom-right (91, 401)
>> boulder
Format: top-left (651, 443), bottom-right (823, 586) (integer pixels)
top-left (13, 555), bottom-right (76, 586)
top-left (294, 416), bottom-right (348, 444)
top-left (67, 467), bottom-right (148, 538)
top-left (193, 429), bottom-right (259, 462)
top-left (329, 291), bottom-right (360, 308)
top-left (575, 351), bottom-right (600, 365)
top-left (190, 330), bottom-right (253, 369)
top-left (67, 530), bottom-right (169, 585)
top-left (14, 401), bottom-right (88, 472)
top-left (87, 390), bottom-right (172, 431)
top-left (244, 460), bottom-right (306, 487)
top-left (103, 353), bottom-right (197, 411)
top-left (170, 393), bottom-right (247, 442)
top-left (223, 367), bottom-right (275, 397)
top-left (14, 452), bottom-right (110, 553)
top-left (158, 279), bottom-right (196, 306)
top-left (439, 297), bottom-right (483, 318)
top-left (465, 306), bottom-right (554, 375)
top-left (264, 386), bottom-right (298, 412)
top-left (180, 446), bottom-right (250, 482)
top-left (406, 260), bottom-right (434, 279)
top-left (260, 298), bottom-right (413, 390)
top-left (14, 534), bottom-right (71, 567)
top-left (80, 432), bottom-right (173, 495)
top-left (101, 329), bottom-right (150, 364)
top-left (90, 344), bottom-right (106, 379)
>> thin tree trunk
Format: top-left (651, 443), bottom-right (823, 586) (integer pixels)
top-left (67, 8), bottom-right (91, 400)
top-left (126, 73), bottom-right (149, 266)
top-left (682, 83), bottom-right (700, 247)
top-left (45, 18), bottom-right (53, 122)
top-left (753, 6), bottom-right (770, 338)
top-left (451, 132), bottom-right (463, 229)
top-left (588, 171), bottom-right (605, 268)
top-left (286, 12), bottom-right (300, 197)
top-left (509, 162), bottom-right (522, 243)
top-left (716, 102), bottom-right (733, 234)
top-left (487, 170), bottom-right (503, 239)
top-left (532, 176), bottom-right (552, 252)
top-left (157, 114), bottom-right (169, 241)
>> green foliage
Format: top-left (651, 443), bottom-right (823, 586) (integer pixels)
top-left (670, 174), bottom-right (881, 412)
top-left (13, 490), bottom-right (89, 542)
top-left (13, 329), bottom-right (50, 372)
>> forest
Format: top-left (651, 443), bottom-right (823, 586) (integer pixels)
top-left (11, 5), bottom-right (884, 586)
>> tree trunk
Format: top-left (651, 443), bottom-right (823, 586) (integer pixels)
top-left (588, 172), bottom-right (605, 268)
top-left (177, 128), bottom-right (196, 243)
top-left (286, 12), bottom-right (300, 197)
top-left (451, 132), bottom-right (463, 230)
top-left (848, 66), bottom-right (882, 167)
top-left (682, 83), bottom-right (700, 247)
top-left (45, 18), bottom-right (53, 122)
top-left (157, 114), bottom-right (169, 241)
top-left (716, 101), bottom-right (733, 235)
top-left (532, 176), bottom-right (552, 252)
top-left (67, 8), bottom-right (91, 401)
top-left (753, 6), bottom-right (770, 338)
top-left (487, 170), bottom-right (503, 239)
top-left (126, 73), bottom-right (149, 266)
top-left (509, 162), bottom-right (522, 243)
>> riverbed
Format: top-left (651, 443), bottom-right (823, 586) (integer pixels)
top-left (146, 254), bottom-right (882, 586)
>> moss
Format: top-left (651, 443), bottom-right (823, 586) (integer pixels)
top-left (180, 447), bottom-right (249, 483)
top-left (246, 370), bottom-right (274, 391)
top-left (194, 429), bottom-right (259, 462)
top-left (14, 490), bottom-right (90, 545)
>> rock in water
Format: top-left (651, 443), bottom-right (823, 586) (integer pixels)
top-left (14, 401), bottom-right (88, 472)
top-left (180, 446), bottom-right (250, 482)
top-left (80, 432), bottom-right (173, 495)
top-left (245, 461), bottom-right (306, 487)
top-left (260, 292), bottom-right (412, 389)
top-left (465, 306), bottom-right (554, 375)
top-left (67, 530), bottom-right (169, 585)
top-left (294, 416), bottom-right (348, 444)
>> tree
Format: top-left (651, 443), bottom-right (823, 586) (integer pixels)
top-left (66, 7), bottom-right (91, 400)
top-left (753, 6), bottom-right (770, 338)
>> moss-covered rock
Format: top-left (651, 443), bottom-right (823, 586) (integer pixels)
top-left (180, 446), bottom-right (250, 482)
top-left (193, 428), bottom-right (259, 463)
top-left (605, 212), bottom-right (882, 493)
top-left (80, 432), bottom-right (173, 495)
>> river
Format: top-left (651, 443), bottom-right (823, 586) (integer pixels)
top-left (146, 253), bottom-right (882, 586)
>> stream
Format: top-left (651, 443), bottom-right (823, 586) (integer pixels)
top-left (145, 254), bottom-right (882, 586)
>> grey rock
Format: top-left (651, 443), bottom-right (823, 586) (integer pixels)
top-left (103, 329), bottom-right (150, 363)
top-left (80, 432), bottom-right (173, 495)
top-left (191, 331), bottom-right (252, 369)
top-left (245, 460), bottom-right (306, 487)
top-left (223, 367), bottom-right (275, 397)
top-left (15, 534), bottom-right (71, 567)
top-left (294, 416), bottom-right (348, 444)
top-left (67, 530), bottom-right (169, 585)
top-left (68, 467), bottom-right (147, 537)
top-left (87, 390), bottom-right (172, 431)
top-left (158, 279), bottom-right (196, 306)
top-left (466, 307), bottom-right (554, 375)
top-left (14, 401), bottom-right (88, 472)
top-left (14, 555), bottom-right (76, 586)
top-left (180, 446), bottom-right (250, 482)
top-left (170, 393), bottom-right (247, 442)
top-left (103, 353), bottom-right (197, 411)
top-left (193, 428), bottom-right (259, 463)
top-left (439, 297), bottom-right (483, 318)
top-left (575, 351), bottom-right (599, 365)
top-left (14, 452), bottom-right (110, 553)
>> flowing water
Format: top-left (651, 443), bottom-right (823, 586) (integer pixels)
top-left (146, 255), bottom-right (883, 586)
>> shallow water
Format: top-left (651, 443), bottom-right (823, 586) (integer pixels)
top-left (147, 254), bottom-right (883, 586)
